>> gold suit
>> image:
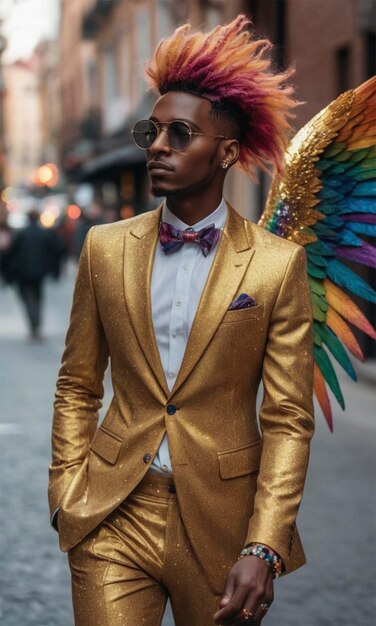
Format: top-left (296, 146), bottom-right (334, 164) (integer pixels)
top-left (49, 203), bottom-right (314, 622)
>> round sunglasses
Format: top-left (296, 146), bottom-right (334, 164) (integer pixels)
top-left (131, 119), bottom-right (231, 153)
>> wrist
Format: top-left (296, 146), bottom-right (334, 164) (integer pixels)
top-left (238, 542), bottom-right (284, 578)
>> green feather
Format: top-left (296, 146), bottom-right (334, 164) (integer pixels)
top-left (353, 170), bottom-right (376, 181)
top-left (308, 276), bottom-right (326, 296)
top-left (323, 142), bottom-right (347, 158)
top-left (315, 323), bottom-right (357, 380)
top-left (314, 345), bottom-right (345, 409)
top-left (312, 295), bottom-right (327, 322)
top-left (313, 328), bottom-right (323, 346)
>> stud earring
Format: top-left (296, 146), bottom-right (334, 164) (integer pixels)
top-left (221, 160), bottom-right (229, 169)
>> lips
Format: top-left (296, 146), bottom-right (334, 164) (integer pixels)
top-left (147, 161), bottom-right (174, 173)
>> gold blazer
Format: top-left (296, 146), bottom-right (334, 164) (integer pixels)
top-left (49, 203), bottom-right (314, 593)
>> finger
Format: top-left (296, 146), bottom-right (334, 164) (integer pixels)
top-left (218, 573), bottom-right (236, 609)
top-left (214, 587), bottom-right (248, 622)
top-left (251, 600), bottom-right (272, 623)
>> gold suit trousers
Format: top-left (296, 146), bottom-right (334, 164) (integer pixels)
top-left (68, 472), bottom-right (221, 626)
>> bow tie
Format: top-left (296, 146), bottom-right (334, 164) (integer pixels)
top-left (159, 222), bottom-right (221, 257)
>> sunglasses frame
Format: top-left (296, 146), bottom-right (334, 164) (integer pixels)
top-left (131, 119), bottom-right (231, 152)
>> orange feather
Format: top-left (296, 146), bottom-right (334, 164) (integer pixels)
top-left (314, 363), bottom-right (333, 431)
top-left (324, 280), bottom-right (376, 339)
top-left (326, 306), bottom-right (365, 361)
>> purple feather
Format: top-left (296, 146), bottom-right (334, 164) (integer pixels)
top-left (335, 242), bottom-right (376, 268)
top-left (342, 213), bottom-right (376, 225)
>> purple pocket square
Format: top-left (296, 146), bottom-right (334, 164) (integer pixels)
top-left (228, 293), bottom-right (257, 311)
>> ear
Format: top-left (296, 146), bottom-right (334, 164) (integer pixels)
top-left (219, 139), bottom-right (240, 169)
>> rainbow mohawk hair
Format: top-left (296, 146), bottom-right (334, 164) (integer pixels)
top-left (145, 15), bottom-right (299, 180)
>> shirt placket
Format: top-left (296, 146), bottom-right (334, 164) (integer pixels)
top-left (167, 242), bottom-right (197, 386)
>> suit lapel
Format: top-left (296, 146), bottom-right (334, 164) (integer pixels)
top-left (123, 206), bottom-right (169, 397)
top-left (171, 204), bottom-right (255, 396)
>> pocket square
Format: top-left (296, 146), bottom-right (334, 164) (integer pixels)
top-left (228, 293), bottom-right (257, 311)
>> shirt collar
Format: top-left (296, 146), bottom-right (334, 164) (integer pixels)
top-left (161, 198), bottom-right (227, 231)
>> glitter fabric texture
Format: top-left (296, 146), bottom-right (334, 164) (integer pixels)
top-left (68, 472), bottom-right (222, 626)
top-left (49, 203), bottom-right (314, 596)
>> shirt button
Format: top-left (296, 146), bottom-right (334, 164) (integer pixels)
top-left (166, 404), bottom-right (176, 415)
top-left (176, 301), bottom-right (181, 307)
top-left (183, 264), bottom-right (189, 270)
top-left (168, 484), bottom-right (176, 494)
top-left (167, 372), bottom-right (175, 378)
top-left (172, 333), bottom-right (177, 338)
top-left (143, 453), bottom-right (152, 463)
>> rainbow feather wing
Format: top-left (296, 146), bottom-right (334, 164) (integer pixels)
top-left (259, 76), bottom-right (376, 430)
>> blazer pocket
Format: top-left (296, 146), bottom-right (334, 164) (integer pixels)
top-left (90, 426), bottom-right (123, 465)
top-left (218, 439), bottom-right (262, 479)
top-left (221, 305), bottom-right (264, 324)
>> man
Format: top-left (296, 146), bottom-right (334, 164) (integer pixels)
top-left (8, 209), bottom-right (61, 340)
top-left (49, 16), bottom-right (314, 626)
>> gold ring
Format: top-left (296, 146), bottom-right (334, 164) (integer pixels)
top-left (260, 602), bottom-right (270, 612)
top-left (242, 607), bottom-right (255, 620)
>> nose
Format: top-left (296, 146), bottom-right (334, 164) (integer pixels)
top-left (149, 127), bottom-right (171, 155)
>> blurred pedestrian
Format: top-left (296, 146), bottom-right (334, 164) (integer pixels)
top-left (8, 208), bottom-right (62, 340)
top-left (0, 203), bottom-right (14, 285)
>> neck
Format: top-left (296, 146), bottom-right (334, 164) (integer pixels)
top-left (165, 187), bottom-right (223, 226)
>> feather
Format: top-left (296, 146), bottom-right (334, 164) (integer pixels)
top-left (347, 222), bottom-right (376, 236)
top-left (261, 77), bottom-right (376, 427)
top-left (335, 242), bottom-right (376, 268)
top-left (312, 295), bottom-right (327, 322)
top-left (308, 276), bottom-right (326, 296)
top-left (314, 322), bottom-right (357, 380)
top-left (352, 181), bottom-right (376, 197)
top-left (326, 307), bottom-right (365, 361)
top-left (342, 213), bottom-right (376, 224)
top-left (342, 198), bottom-right (375, 213)
top-left (313, 344), bottom-right (345, 410)
top-left (326, 259), bottom-right (376, 302)
top-left (325, 279), bottom-right (376, 338)
top-left (314, 363), bottom-right (333, 431)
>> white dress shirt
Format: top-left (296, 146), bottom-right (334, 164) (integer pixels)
top-left (150, 199), bottom-right (227, 474)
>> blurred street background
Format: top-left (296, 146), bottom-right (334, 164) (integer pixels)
top-left (0, 1), bottom-right (375, 625)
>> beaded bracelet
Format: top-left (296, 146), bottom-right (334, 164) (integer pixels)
top-left (238, 543), bottom-right (284, 579)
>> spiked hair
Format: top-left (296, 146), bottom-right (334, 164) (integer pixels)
top-left (145, 15), bottom-right (299, 180)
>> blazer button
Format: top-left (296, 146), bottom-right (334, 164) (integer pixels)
top-left (166, 404), bottom-right (176, 415)
top-left (143, 453), bottom-right (152, 463)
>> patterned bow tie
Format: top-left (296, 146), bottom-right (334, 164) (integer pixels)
top-left (159, 222), bottom-right (221, 257)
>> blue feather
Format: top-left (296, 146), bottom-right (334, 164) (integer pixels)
top-left (352, 182), bottom-right (376, 197)
top-left (342, 198), bottom-right (375, 213)
top-left (327, 259), bottom-right (376, 303)
top-left (338, 230), bottom-right (363, 246)
top-left (347, 222), bottom-right (376, 236)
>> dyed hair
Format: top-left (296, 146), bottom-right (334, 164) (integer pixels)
top-left (145, 15), bottom-right (298, 180)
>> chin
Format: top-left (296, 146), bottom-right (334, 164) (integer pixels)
top-left (151, 184), bottom-right (178, 197)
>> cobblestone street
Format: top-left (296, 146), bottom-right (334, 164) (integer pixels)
top-left (0, 266), bottom-right (375, 626)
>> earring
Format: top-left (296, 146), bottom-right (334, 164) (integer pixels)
top-left (221, 160), bottom-right (229, 169)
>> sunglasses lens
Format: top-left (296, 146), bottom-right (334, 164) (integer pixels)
top-left (132, 120), bottom-right (157, 149)
top-left (168, 121), bottom-right (191, 151)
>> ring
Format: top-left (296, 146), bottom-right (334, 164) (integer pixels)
top-left (242, 607), bottom-right (255, 620)
top-left (260, 602), bottom-right (270, 613)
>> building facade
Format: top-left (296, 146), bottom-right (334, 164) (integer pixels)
top-left (3, 57), bottom-right (43, 187)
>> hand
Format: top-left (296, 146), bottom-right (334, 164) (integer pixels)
top-left (214, 556), bottom-right (273, 625)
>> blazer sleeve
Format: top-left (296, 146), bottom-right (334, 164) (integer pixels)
top-left (48, 227), bottom-right (109, 519)
top-left (245, 245), bottom-right (314, 568)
